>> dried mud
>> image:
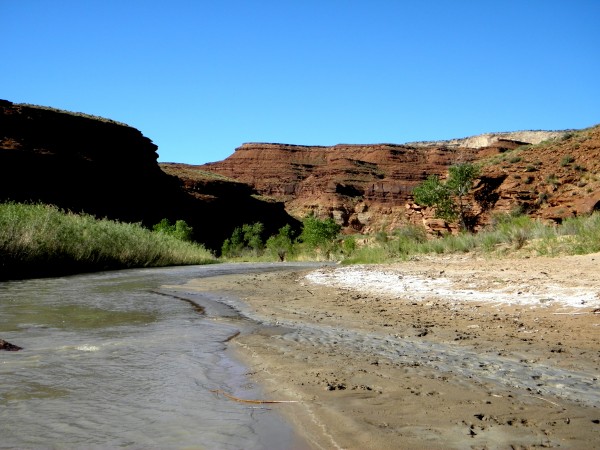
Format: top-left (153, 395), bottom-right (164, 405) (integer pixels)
top-left (173, 253), bottom-right (600, 449)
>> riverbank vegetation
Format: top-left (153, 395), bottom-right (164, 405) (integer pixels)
top-left (220, 215), bottom-right (346, 262)
top-left (344, 212), bottom-right (600, 264)
top-left (220, 211), bottom-right (600, 264)
top-left (3, 202), bottom-right (599, 280)
top-left (0, 202), bottom-right (214, 280)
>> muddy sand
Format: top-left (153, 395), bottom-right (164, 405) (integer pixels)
top-left (169, 254), bottom-right (600, 449)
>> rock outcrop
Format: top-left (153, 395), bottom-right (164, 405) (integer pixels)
top-left (407, 130), bottom-right (567, 149)
top-left (0, 339), bottom-right (22, 351)
top-left (480, 126), bottom-right (600, 222)
top-left (0, 100), bottom-right (296, 250)
top-left (197, 128), bottom-right (596, 233)
top-left (198, 142), bottom-right (477, 232)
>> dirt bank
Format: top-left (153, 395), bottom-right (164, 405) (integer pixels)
top-left (172, 254), bottom-right (600, 449)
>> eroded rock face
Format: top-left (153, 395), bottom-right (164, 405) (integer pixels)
top-left (0, 100), bottom-right (297, 251)
top-left (0, 100), bottom-right (173, 222)
top-left (407, 131), bottom-right (566, 149)
top-left (198, 142), bottom-right (475, 232)
top-left (3, 98), bottom-right (595, 246)
top-left (196, 138), bottom-right (541, 232)
top-left (481, 126), bottom-right (600, 223)
top-left (196, 127), bottom-right (600, 233)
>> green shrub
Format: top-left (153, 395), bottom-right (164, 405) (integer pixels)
top-left (478, 231), bottom-right (504, 252)
top-left (561, 132), bottom-right (574, 141)
top-left (153, 218), bottom-right (193, 241)
top-left (442, 233), bottom-right (477, 253)
top-left (342, 246), bottom-right (390, 264)
top-left (340, 211), bottom-right (600, 265)
top-left (298, 215), bottom-right (341, 259)
top-left (265, 224), bottom-right (294, 261)
top-left (413, 163), bottom-right (480, 231)
top-left (375, 230), bottom-right (388, 243)
top-left (243, 222), bottom-right (264, 254)
top-left (221, 222), bottom-right (265, 258)
top-left (393, 224), bottom-right (427, 243)
top-left (545, 174), bottom-right (559, 187)
top-left (342, 236), bottom-right (357, 255)
top-left (560, 155), bottom-right (575, 166)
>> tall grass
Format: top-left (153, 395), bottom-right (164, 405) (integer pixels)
top-left (342, 212), bottom-right (600, 264)
top-left (0, 202), bottom-right (215, 280)
top-left (535, 213), bottom-right (600, 256)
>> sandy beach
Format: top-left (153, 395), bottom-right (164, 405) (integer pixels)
top-left (171, 254), bottom-right (600, 449)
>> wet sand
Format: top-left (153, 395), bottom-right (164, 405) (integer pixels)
top-left (174, 254), bottom-right (600, 449)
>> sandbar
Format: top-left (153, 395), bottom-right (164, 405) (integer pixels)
top-left (174, 253), bottom-right (600, 449)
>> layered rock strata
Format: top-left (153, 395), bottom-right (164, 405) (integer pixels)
top-left (198, 136), bottom-right (564, 232)
top-left (196, 127), bottom-right (600, 233)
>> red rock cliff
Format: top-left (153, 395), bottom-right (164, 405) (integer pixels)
top-left (196, 127), bottom-right (599, 234)
top-left (197, 140), bottom-right (507, 232)
top-left (0, 100), bottom-right (297, 250)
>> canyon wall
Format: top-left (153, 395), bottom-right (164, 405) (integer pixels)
top-left (197, 138), bottom-right (522, 233)
top-left (0, 100), bottom-right (296, 250)
top-left (196, 127), bottom-right (600, 234)
top-left (3, 98), bottom-right (597, 244)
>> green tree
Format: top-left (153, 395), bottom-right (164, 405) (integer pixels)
top-left (221, 222), bottom-right (264, 258)
top-left (412, 163), bottom-right (479, 231)
top-left (299, 215), bottom-right (341, 258)
top-left (242, 222), bottom-right (264, 254)
top-left (221, 227), bottom-right (243, 257)
top-left (153, 218), bottom-right (193, 241)
top-left (173, 220), bottom-right (194, 241)
top-left (266, 224), bottom-right (294, 261)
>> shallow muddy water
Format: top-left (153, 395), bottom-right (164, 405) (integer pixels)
top-left (0, 263), bottom-right (318, 450)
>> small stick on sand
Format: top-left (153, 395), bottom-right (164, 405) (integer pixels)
top-left (211, 389), bottom-right (299, 404)
top-left (552, 312), bottom-right (592, 315)
top-left (531, 395), bottom-right (561, 407)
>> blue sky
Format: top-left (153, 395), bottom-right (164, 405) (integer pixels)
top-left (2, 1), bottom-right (599, 164)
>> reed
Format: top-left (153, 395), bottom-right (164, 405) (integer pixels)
top-left (0, 202), bottom-right (215, 280)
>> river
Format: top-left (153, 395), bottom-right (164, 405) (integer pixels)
top-left (0, 263), bottom-right (320, 450)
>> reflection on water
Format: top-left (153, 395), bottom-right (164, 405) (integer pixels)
top-left (0, 264), bottom-right (315, 449)
top-left (2, 302), bottom-right (158, 331)
top-left (2, 381), bottom-right (70, 402)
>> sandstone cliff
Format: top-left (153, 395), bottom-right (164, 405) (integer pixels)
top-left (477, 126), bottom-right (600, 222)
top-left (407, 130), bottom-right (566, 149)
top-left (0, 100), bottom-right (296, 250)
top-left (196, 128), bottom-right (600, 234)
top-left (198, 142), bottom-right (479, 232)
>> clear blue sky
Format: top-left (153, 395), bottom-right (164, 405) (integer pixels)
top-left (2, 1), bottom-right (599, 164)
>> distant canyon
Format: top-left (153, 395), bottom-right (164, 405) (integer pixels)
top-left (2, 99), bottom-right (599, 248)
